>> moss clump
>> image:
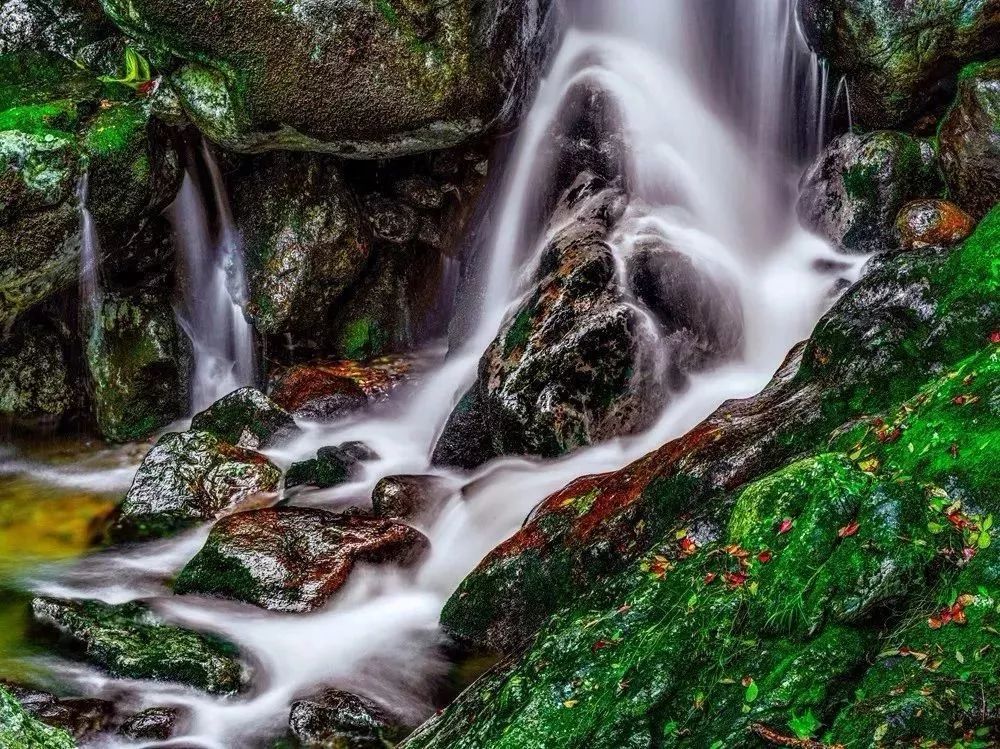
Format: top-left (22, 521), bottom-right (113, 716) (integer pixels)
top-left (339, 317), bottom-right (387, 360)
top-left (0, 685), bottom-right (75, 748)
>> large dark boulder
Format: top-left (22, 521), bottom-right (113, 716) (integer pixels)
top-left (0, 319), bottom-right (71, 427)
top-left (798, 0), bottom-right (1000, 128)
top-left (371, 474), bottom-right (452, 521)
top-left (174, 507), bottom-right (430, 612)
top-left (939, 60), bottom-right (1000, 219)
top-left (798, 131), bottom-right (944, 254)
top-left (284, 443), bottom-right (370, 490)
top-left (289, 688), bottom-right (406, 749)
top-left (101, 0), bottom-right (552, 157)
top-left (109, 429), bottom-right (281, 542)
top-left (29, 596), bottom-right (245, 694)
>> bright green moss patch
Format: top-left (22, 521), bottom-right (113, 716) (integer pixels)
top-left (0, 685), bottom-right (75, 748)
top-left (83, 103), bottom-right (147, 156)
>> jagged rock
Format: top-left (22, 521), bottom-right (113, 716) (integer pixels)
top-left (0, 0), bottom-right (119, 64)
top-left (0, 320), bottom-right (71, 427)
top-left (269, 356), bottom-right (415, 421)
top-left (939, 60), bottom-right (1000, 219)
top-left (371, 474), bottom-right (452, 521)
top-left (29, 597), bottom-right (245, 694)
top-left (0, 684), bottom-right (74, 749)
top-left (896, 199), bottom-right (975, 250)
top-left (190, 387), bottom-right (299, 450)
top-left (798, 0), bottom-right (1000, 128)
top-left (1, 682), bottom-right (114, 740)
top-left (285, 443), bottom-right (374, 490)
top-left (117, 706), bottom-right (179, 740)
top-left (363, 193), bottom-right (419, 244)
top-left (109, 429), bottom-right (281, 542)
top-left (102, 0), bottom-right (551, 156)
top-left (798, 131), bottom-right (944, 254)
top-left (85, 288), bottom-right (185, 442)
top-left (289, 689), bottom-right (406, 749)
top-left (232, 152), bottom-right (370, 335)
top-left (174, 507), bottom-right (430, 613)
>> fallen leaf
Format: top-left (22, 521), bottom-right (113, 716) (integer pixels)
top-left (703, 572), bottom-right (717, 584)
top-left (757, 550), bottom-right (773, 564)
top-left (725, 571), bottom-right (749, 588)
top-left (778, 518), bottom-right (794, 535)
top-left (838, 520), bottom-right (860, 538)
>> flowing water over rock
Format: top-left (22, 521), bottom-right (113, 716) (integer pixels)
top-left (2, 1), bottom-right (868, 746)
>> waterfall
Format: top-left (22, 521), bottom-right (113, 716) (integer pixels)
top-left (168, 145), bottom-right (256, 413)
top-left (76, 172), bottom-right (102, 324)
top-left (28, 2), bottom-right (866, 745)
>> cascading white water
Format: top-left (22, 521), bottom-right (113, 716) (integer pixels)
top-left (169, 145), bottom-right (256, 413)
top-left (20, 2), bottom-right (868, 747)
top-left (76, 172), bottom-right (102, 323)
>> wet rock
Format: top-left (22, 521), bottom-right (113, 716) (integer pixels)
top-left (174, 507), bottom-right (430, 613)
top-left (29, 597), bottom-right (245, 694)
top-left (939, 60), bottom-right (1000, 219)
top-left (896, 199), bottom-right (975, 250)
top-left (285, 444), bottom-right (364, 490)
top-left (363, 193), bottom-right (419, 244)
top-left (110, 429), bottom-right (281, 542)
top-left (190, 387), bottom-right (299, 450)
top-left (338, 441), bottom-right (379, 463)
top-left (798, 131), bottom-right (944, 253)
top-left (232, 152), bottom-right (370, 335)
top-left (372, 474), bottom-right (452, 521)
top-left (0, 684), bottom-right (74, 749)
top-left (289, 688), bottom-right (405, 748)
top-left (394, 175), bottom-right (445, 211)
top-left (117, 706), bottom-right (179, 741)
top-left (0, 320), bottom-right (71, 428)
top-left (85, 288), bottom-right (185, 442)
top-left (269, 356), bottom-right (415, 421)
top-left (1, 681), bottom-right (114, 739)
top-left (798, 0), bottom-right (1000, 128)
top-left (105, 0), bottom-right (551, 156)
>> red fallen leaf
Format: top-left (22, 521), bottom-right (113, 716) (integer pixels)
top-left (777, 518), bottom-right (794, 535)
top-left (703, 572), bottom-right (717, 584)
top-left (899, 645), bottom-right (911, 655)
top-left (757, 550), bottom-right (773, 564)
top-left (952, 394), bottom-right (980, 406)
top-left (592, 639), bottom-right (613, 652)
top-left (136, 79), bottom-right (156, 95)
top-left (723, 544), bottom-right (749, 558)
top-left (876, 425), bottom-right (902, 443)
top-left (928, 615), bottom-right (943, 630)
top-left (741, 675), bottom-right (753, 687)
top-left (838, 520), bottom-right (860, 538)
top-left (963, 547), bottom-right (977, 562)
top-left (990, 330), bottom-right (1000, 344)
top-left (680, 536), bottom-right (698, 555)
top-left (724, 571), bottom-right (748, 588)
top-left (947, 513), bottom-right (969, 530)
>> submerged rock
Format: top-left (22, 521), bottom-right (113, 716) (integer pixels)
top-left (0, 320), bottom-right (72, 427)
top-left (0, 684), bottom-right (75, 749)
top-left (109, 429), bottom-right (281, 542)
top-left (896, 199), bottom-right (975, 250)
top-left (117, 706), bottom-right (180, 741)
top-left (174, 507), bottom-right (430, 613)
top-left (371, 474), bottom-right (452, 521)
top-left (104, 0), bottom-right (551, 156)
top-left (798, 131), bottom-right (944, 253)
top-left (289, 688), bottom-right (406, 748)
top-left (190, 387), bottom-right (299, 450)
top-left (29, 597), bottom-right (245, 694)
top-left (939, 60), bottom-right (1000, 219)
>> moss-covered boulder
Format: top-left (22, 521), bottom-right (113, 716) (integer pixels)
top-left (798, 0), bottom-right (1000, 128)
top-left (231, 152), bottom-right (370, 335)
top-left (289, 688), bottom-right (407, 749)
top-left (896, 198), bottom-right (976, 250)
top-left (85, 288), bottom-right (185, 442)
top-left (109, 429), bottom-right (281, 541)
top-left (1, 682), bottom-right (115, 740)
top-left (0, 318), bottom-right (71, 427)
top-left (939, 60), bottom-right (1000, 220)
top-left (798, 131), bottom-right (944, 254)
top-left (284, 444), bottom-right (364, 490)
top-left (0, 684), bottom-right (75, 749)
top-left (29, 596), bottom-right (245, 694)
top-left (101, 0), bottom-right (551, 157)
top-left (190, 387), bottom-right (299, 450)
top-left (174, 507), bottom-right (429, 612)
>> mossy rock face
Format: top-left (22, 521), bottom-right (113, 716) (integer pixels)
top-left (0, 0), bottom-right (120, 68)
top-left (29, 596), bottom-right (245, 694)
top-left (0, 684), bottom-right (75, 749)
top-left (109, 429), bottom-right (281, 542)
top-left (174, 507), bottom-right (429, 612)
top-left (939, 59), bottom-right (1000, 220)
top-left (2, 682), bottom-right (115, 741)
top-left (102, 0), bottom-right (551, 157)
top-left (85, 288), bottom-right (185, 442)
top-left (230, 151), bottom-right (370, 335)
top-left (798, 0), bottom-right (1000, 128)
top-left (0, 318), bottom-right (71, 426)
top-left (798, 131), bottom-right (944, 254)
top-left (190, 387), bottom-right (299, 450)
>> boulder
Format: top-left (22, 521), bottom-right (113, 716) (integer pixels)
top-left (371, 474), bottom-right (452, 521)
top-left (798, 0), bottom-right (1000, 128)
top-left (1, 682), bottom-right (114, 740)
top-left (190, 387), bottom-right (299, 450)
top-left (269, 355), bottom-right (415, 421)
top-left (939, 60), bottom-right (1000, 219)
top-left (896, 199), bottom-right (976, 250)
top-left (231, 152), bottom-right (370, 335)
top-left (174, 507), bottom-right (430, 612)
top-left (100, 0), bottom-right (552, 156)
top-left (85, 288), bottom-right (186, 442)
top-left (798, 131), bottom-right (944, 254)
top-left (109, 429), bottom-right (281, 542)
top-left (117, 706), bottom-right (180, 741)
top-left (0, 320), bottom-right (71, 427)
top-left (289, 688), bottom-right (406, 749)
top-left (29, 596), bottom-right (245, 694)
top-left (285, 443), bottom-right (374, 490)
top-left (0, 684), bottom-right (74, 749)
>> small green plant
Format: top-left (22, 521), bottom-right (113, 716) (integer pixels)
top-left (787, 710), bottom-right (821, 740)
top-left (99, 47), bottom-right (152, 88)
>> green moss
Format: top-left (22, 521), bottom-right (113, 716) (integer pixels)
top-left (339, 317), bottom-right (387, 359)
top-left (174, 537), bottom-right (264, 603)
top-left (0, 685), bottom-right (75, 748)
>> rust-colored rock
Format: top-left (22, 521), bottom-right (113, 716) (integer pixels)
top-left (896, 199), bottom-right (975, 250)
